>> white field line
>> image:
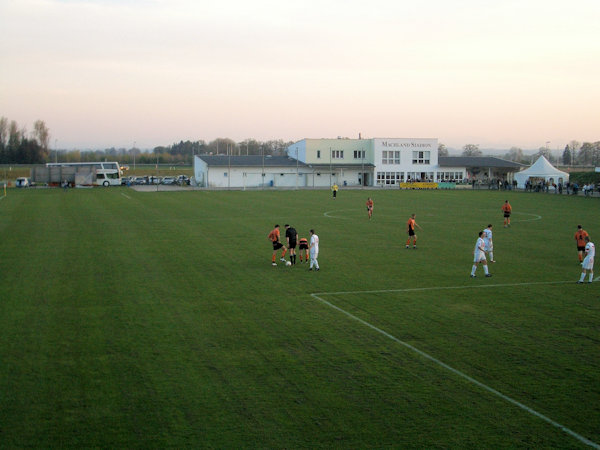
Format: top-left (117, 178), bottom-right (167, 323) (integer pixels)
top-left (312, 280), bottom-right (574, 297)
top-left (323, 209), bottom-right (543, 224)
top-left (310, 281), bottom-right (599, 449)
top-left (121, 192), bottom-right (132, 200)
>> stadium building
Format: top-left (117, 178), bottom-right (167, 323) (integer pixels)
top-left (193, 137), bottom-right (523, 188)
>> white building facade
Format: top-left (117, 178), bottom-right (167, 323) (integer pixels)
top-left (286, 137), bottom-right (444, 187)
top-left (372, 138), bottom-right (439, 185)
top-left (194, 155), bottom-right (313, 188)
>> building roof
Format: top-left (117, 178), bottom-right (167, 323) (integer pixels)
top-left (438, 156), bottom-right (525, 168)
top-left (308, 163), bottom-right (375, 169)
top-left (196, 155), bottom-right (310, 168)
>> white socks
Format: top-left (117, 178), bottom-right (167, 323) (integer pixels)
top-left (580, 272), bottom-right (593, 282)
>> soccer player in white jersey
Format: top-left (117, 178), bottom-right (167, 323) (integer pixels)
top-left (482, 224), bottom-right (495, 263)
top-left (309, 229), bottom-right (320, 271)
top-left (578, 236), bottom-right (595, 283)
top-left (471, 231), bottom-right (492, 278)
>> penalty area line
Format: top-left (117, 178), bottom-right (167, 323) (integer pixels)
top-left (313, 280), bottom-right (574, 297)
top-left (310, 286), bottom-right (599, 449)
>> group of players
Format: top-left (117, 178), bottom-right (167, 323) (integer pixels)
top-left (268, 196), bottom-right (595, 283)
top-left (471, 201), bottom-right (595, 283)
top-left (575, 225), bottom-right (596, 283)
top-left (268, 224), bottom-right (320, 271)
top-left (470, 200), bottom-right (512, 278)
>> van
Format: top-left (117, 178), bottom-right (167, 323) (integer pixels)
top-left (15, 177), bottom-right (30, 188)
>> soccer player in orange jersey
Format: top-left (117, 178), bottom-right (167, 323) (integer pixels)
top-left (298, 237), bottom-right (309, 263)
top-left (267, 224), bottom-right (287, 266)
top-left (406, 213), bottom-right (423, 249)
top-left (502, 200), bottom-right (512, 227)
top-left (575, 225), bottom-right (589, 262)
top-left (366, 197), bottom-right (374, 219)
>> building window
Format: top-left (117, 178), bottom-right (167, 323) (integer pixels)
top-left (224, 172), bottom-right (228, 177)
top-left (436, 171), bottom-right (464, 181)
top-left (382, 150), bottom-right (400, 164)
top-left (317, 150), bottom-right (321, 158)
top-left (376, 171), bottom-right (403, 186)
top-left (353, 150), bottom-right (365, 159)
top-left (331, 150), bottom-right (344, 159)
top-left (412, 151), bottom-right (430, 164)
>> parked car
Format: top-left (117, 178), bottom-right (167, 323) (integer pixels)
top-left (161, 176), bottom-right (176, 185)
top-left (148, 176), bottom-right (162, 185)
top-left (133, 177), bottom-right (147, 185)
top-left (176, 175), bottom-right (190, 185)
top-left (121, 176), bottom-right (133, 186)
top-left (15, 177), bottom-right (31, 188)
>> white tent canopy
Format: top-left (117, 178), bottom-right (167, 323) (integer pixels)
top-left (514, 156), bottom-right (569, 188)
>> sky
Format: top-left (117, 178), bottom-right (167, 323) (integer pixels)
top-left (1, 0), bottom-right (599, 151)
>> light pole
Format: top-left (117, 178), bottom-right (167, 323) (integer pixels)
top-left (329, 147), bottom-right (332, 188)
top-left (361, 147), bottom-right (364, 188)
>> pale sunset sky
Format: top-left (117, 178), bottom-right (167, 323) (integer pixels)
top-left (1, 0), bottom-right (598, 150)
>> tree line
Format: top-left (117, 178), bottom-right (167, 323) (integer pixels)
top-left (50, 138), bottom-right (294, 165)
top-left (0, 117), bottom-right (50, 164)
top-left (2, 117), bottom-right (599, 166)
top-left (438, 142), bottom-right (600, 166)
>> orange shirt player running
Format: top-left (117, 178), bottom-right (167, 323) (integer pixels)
top-left (366, 198), bottom-right (374, 219)
top-left (268, 224), bottom-right (287, 266)
top-left (502, 200), bottom-right (512, 227)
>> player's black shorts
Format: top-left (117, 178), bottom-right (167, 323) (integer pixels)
top-left (272, 241), bottom-right (283, 250)
top-left (408, 229), bottom-right (415, 236)
top-left (503, 212), bottom-right (511, 218)
top-left (288, 240), bottom-right (297, 249)
top-left (577, 245), bottom-right (586, 251)
top-left (299, 243), bottom-right (309, 250)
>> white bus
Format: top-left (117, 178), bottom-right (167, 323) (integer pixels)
top-left (45, 162), bottom-right (122, 186)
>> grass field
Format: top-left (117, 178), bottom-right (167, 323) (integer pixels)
top-left (0, 187), bottom-right (598, 448)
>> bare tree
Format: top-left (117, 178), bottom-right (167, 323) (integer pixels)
top-left (577, 142), bottom-right (594, 165)
top-left (438, 143), bottom-right (449, 157)
top-left (568, 140), bottom-right (580, 153)
top-left (32, 120), bottom-right (50, 151)
top-left (533, 147), bottom-right (553, 162)
top-left (461, 144), bottom-right (482, 157)
top-left (0, 117), bottom-right (8, 148)
top-left (504, 147), bottom-right (524, 163)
